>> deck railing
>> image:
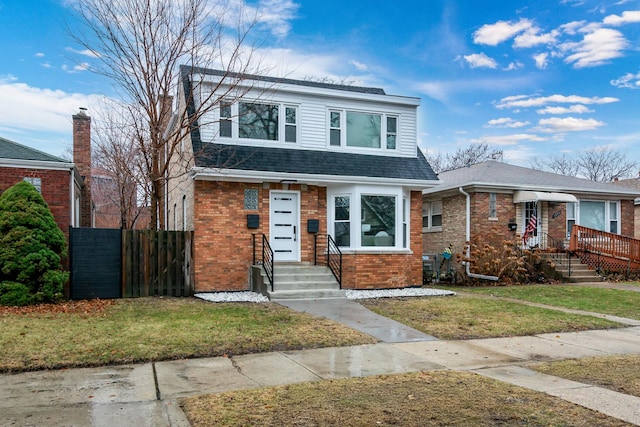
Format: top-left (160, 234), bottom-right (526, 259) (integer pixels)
top-left (569, 225), bottom-right (640, 272)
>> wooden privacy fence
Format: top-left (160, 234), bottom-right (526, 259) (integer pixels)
top-left (122, 230), bottom-right (195, 297)
top-left (69, 228), bottom-right (194, 299)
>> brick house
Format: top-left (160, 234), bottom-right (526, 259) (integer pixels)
top-left (422, 161), bottom-right (639, 275)
top-left (167, 67), bottom-right (439, 294)
top-left (612, 174), bottom-right (640, 239)
top-left (0, 136), bottom-right (83, 238)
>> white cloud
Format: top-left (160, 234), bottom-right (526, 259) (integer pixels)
top-left (473, 18), bottom-right (532, 46)
top-left (255, 0), bottom-right (299, 38)
top-left (349, 60), bottom-right (369, 72)
top-left (562, 28), bottom-right (628, 68)
top-left (0, 79), bottom-right (104, 155)
top-left (65, 47), bottom-right (101, 58)
top-left (560, 20), bottom-right (588, 35)
top-left (35, 52), bottom-right (45, 58)
top-left (496, 94), bottom-right (619, 109)
top-left (514, 28), bottom-right (559, 48)
top-left (537, 117), bottom-right (605, 132)
top-left (603, 10), bottom-right (640, 25)
top-left (536, 105), bottom-right (593, 114)
top-left (463, 53), bottom-right (498, 69)
top-left (485, 117), bottom-right (530, 128)
top-left (532, 52), bottom-right (549, 69)
top-left (470, 133), bottom-right (547, 146)
top-left (504, 61), bottom-right (524, 71)
top-left (610, 71), bottom-right (640, 89)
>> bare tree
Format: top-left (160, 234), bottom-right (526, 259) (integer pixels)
top-left (425, 143), bottom-right (504, 174)
top-left (531, 147), bottom-right (637, 182)
top-left (69, 0), bottom-right (262, 229)
top-left (530, 153), bottom-right (580, 177)
top-left (92, 101), bottom-right (150, 229)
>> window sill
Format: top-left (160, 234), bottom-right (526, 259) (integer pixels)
top-left (488, 217), bottom-right (498, 221)
top-left (338, 248), bottom-right (414, 255)
top-left (422, 227), bottom-right (443, 233)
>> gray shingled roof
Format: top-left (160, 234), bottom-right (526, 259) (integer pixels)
top-left (182, 65), bottom-right (387, 95)
top-left (194, 143), bottom-right (438, 181)
top-left (426, 161), bottom-right (640, 196)
top-left (0, 136), bottom-right (68, 163)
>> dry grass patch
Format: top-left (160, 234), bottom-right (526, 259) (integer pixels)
top-left (360, 294), bottom-right (620, 340)
top-left (0, 297), bottom-right (376, 372)
top-left (530, 355), bottom-right (640, 398)
top-left (181, 371), bottom-right (632, 426)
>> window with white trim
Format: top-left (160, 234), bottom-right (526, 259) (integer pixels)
top-left (218, 101), bottom-right (298, 143)
top-left (489, 192), bottom-right (497, 218)
top-left (609, 201), bottom-right (619, 234)
top-left (328, 109), bottom-right (398, 150)
top-left (329, 186), bottom-right (407, 249)
top-left (334, 195), bottom-right (350, 247)
top-left (422, 200), bottom-right (442, 230)
top-left (579, 200), bottom-right (620, 234)
top-left (23, 177), bottom-right (41, 193)
top-left (566, 202), bottom-right (576, 238)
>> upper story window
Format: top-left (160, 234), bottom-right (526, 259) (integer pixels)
top-left (239, 102), bottom-right (279, 140)
top-left (218, 101), bottom-right (297, 143)
top-left (329, 109), bottom-right (398, 150)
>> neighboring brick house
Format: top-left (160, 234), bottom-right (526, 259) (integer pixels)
top-left (0, 136), bottom-right (83, 238)
top-left (422, 161), bottom-right (639, 273)
top-left (612, 174), bottom-right (640, 239)
top-left (167, 66), bottom-right (439, 293)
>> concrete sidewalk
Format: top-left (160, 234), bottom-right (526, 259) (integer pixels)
top-left (2, 301), bottom-right (640, 426)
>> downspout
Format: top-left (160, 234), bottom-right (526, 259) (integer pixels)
top-left (70, 170), bottom-right (75, 227)
top-left (458, 187), bottom-right (499, 281)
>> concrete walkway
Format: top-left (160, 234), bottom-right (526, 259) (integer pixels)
top-left (2, 293), bottom-right (640, 426)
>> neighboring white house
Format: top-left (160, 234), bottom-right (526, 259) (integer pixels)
top-left (167, 66), bottom-right (439, 293)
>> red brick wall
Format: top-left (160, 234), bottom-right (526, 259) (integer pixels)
top-left (194, 183), bottom-right (423, 291)
top-left (0, 167), bottom-right (72, 239)
top-left (341, 191), bottom-right (423, 289)
top-left (73, 111), bottom-right (92, 228)
top-left (470, 192), bottom-right (517, 248)
top-left (621, 200), bottom-right (634, 237)
top-left (193, 181), bottom-right (327, 292)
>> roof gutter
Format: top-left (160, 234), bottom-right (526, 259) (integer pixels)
top-left (459, 187), bottom-right (499, 282)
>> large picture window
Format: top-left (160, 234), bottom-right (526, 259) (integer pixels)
top-left (219, 101), bottom-right (298, 143)
top-left (579, 200), bottom-right (620, 234)
top-left (361, 195), bottom-right (395, 247)
top-left (329, 186), bottom-right (407, 249)
top-left (329, 109), bottom-right (397, 150)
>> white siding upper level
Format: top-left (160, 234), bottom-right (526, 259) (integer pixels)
top-left (193, 73), bottom-right (421, 159)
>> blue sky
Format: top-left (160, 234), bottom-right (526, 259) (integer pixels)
top-left (1, 0), bottom-right (639, 169)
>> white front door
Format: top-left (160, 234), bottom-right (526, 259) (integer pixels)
top-left (270, 191), bottom-right (300, 262)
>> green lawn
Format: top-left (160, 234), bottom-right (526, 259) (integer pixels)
top-left (435, 284), bottom-right (640, 320)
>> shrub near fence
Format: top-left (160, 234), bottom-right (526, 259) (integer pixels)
top-left (122, 230), bottom-right (194, 297)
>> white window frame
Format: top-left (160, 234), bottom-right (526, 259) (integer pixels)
top-left (576, 200), bottom-right (621, 234)
top-left (566, 202), bottom-right (576, 239)
top-left (327, 109), bottom-right (399, 151)
top-left (328, 185), bottom-right (408, 250)
top-left (217, 100), bottom-right (299, 144)
top-left (489, 192), bottom-right (497, 218)
top-left (422, 200), bottom-right (442, 232)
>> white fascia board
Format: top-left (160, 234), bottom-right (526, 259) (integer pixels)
top-left (0, 158), bottom-right (75, 171)
top-left (195, 74), bottom-right (420, 107)
top-left (423, 181), bottom-right (640, 198)
top-left (192, 168), bottom-right (438, 190)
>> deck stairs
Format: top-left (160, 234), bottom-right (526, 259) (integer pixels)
top-left (266, 263), bottom-right (345, 300)
top-left (544, 252), bottom-right (603, 283)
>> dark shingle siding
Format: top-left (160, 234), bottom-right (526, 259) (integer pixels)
top-left (0, 137), bottom-right (67, 163)
top-left (195, 143), bottom-right (437, 181)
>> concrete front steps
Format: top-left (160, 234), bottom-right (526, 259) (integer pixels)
top-left (267, 263), bottom-right (345, 300)
top-left (545, 253), bottom-right (603, 283)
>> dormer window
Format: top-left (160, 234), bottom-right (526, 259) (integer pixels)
top-left (328, 109), bottom-right (398, 151)
top-left (217, 101), bottom-right (298, 143)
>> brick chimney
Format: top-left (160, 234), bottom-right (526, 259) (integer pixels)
top-left (73, 107), bottom-right (93, 228)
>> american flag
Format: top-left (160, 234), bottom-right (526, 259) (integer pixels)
top-left (523, 212), bottom-right (537, 244)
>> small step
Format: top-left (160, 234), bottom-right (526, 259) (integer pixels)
top-left (260, 263), bottom-right (343, 300)
top-left (269, 289), bottom-right (346, 300)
